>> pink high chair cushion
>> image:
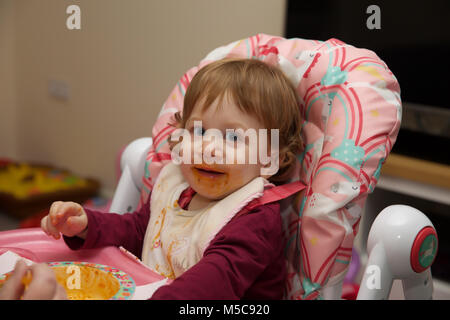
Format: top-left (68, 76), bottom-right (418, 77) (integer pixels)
top-left (138, 34), bottom-right (401, 299)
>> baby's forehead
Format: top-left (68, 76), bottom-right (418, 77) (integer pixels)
top-left (189, 105), bottom-right (267, 130)
top-left (191, 94), bottom-right (267, 126)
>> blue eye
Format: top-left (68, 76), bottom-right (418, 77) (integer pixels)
top-left (193, 126), bottom-right (205, 136)
top-left (225, 131), bottom-right (240, 142)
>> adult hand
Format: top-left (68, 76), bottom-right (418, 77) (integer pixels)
top-left (0, 260), bottom-right (67, 300)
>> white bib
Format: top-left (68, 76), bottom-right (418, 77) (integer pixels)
top-left (141, 162), bottom-right (273, 279)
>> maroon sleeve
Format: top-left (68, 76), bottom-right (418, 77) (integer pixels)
top-left (63, 196), bottom-right (151, 259)
top-left (150, 201), bottom-right (284, 300)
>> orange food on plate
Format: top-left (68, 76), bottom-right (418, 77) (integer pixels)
top-left (1, 265), bottom-right (120, 300)
top-left (52, 265), bottom-right (120, 300)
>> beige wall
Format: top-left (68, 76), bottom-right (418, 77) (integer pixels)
top-left (0, 0), bottom-right (17, 159)
top-left (1, 0), bottom-right (285, 194)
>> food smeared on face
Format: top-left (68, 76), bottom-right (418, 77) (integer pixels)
top-left (188, 163), bottom-right (246, 199)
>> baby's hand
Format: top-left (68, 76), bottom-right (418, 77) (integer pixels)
top-left (41, 201), bottom-right (88, 239)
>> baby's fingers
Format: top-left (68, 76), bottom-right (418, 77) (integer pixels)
top-left (41, 215), bottom-right (60, 239)
top-left (50, 202), bottom-right (80, 227)
top-left (48, 201), bottom-right (64, 225)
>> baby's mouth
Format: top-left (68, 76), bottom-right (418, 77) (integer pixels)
top-left (192, 165), bottom-right (227, 179)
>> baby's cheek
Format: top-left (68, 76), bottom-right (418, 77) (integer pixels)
top-left (176, 138), bottom-right (199, 164)
top-left (224, 143), bottom-right (255, 165)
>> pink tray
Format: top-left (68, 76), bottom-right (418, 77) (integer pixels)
top-left (0, 228), bottom-right (165, 286)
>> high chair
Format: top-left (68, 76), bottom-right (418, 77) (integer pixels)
top-left (108, 34), bottom-right (439, 300)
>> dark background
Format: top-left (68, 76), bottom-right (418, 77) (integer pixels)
top-left (285, 0), bottom-right (450, 165)
top-left (285, 0), bottom-right (450, 109)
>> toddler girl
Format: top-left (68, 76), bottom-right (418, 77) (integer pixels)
top-left (40, 58), bottom-right (304, 299)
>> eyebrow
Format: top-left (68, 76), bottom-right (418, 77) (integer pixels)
top-left (224, 121), bottom-right (249, 131)
top-left (185, 118), bottom-right (249, 130)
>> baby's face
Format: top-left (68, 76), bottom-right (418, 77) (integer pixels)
top-left (178, 95), bottom-right (274, 200)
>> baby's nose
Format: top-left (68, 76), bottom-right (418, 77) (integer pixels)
top-left (200, 136), bottom-right (224, 163)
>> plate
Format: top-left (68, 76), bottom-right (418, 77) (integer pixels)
top-left (0, 261), bottom-right (136, 300)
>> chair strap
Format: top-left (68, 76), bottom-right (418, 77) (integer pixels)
top-left (233, 180), bottom-right (306, 220)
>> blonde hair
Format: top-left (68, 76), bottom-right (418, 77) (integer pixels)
top-left (170, 58), bottom-right (303, 184)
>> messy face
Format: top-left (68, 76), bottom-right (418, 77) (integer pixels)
top-left (175, 95), bottom-right (278, 200)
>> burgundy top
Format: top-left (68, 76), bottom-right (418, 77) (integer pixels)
top-left (64, 187), bottom-right (286, 300)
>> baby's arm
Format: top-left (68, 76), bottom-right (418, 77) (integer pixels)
top-left (41, 197), bottom-right (151, 258)
top-left (151, 202), bottom-right (285, 300)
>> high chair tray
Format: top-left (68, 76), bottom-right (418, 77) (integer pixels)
top-left (0, 228), bottom-right (165, 286)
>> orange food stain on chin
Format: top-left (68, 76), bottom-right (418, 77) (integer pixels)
top-left (191, 168), bottom-right (242, 197)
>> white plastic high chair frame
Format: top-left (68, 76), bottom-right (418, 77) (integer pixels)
top-left (109, 137), bottom-right (438, 300)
